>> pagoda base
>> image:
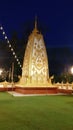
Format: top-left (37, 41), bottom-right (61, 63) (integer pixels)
top-left (0, 87), bottom-right (15, 92)
top-left (15, 87), bottom-right (58, 94)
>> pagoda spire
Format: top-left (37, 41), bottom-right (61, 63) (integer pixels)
top-left (35, 16), bottom-right (37, 29)
top-left (33, 16), bottom-right (39, 33)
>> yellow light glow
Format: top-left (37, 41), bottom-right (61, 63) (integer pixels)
top-left (0, 69), bottom-right (3, 75)
top-left (71, 66), bottom-right (73, 74)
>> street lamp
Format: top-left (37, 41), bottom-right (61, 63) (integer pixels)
top-left (0, 69), bottom-right (3, 75)
top-left (70, 66), bottom-right (73, 74)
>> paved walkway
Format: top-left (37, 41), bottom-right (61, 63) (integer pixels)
top-left (8, 91), bottom-right (37, 96)
top-left (7, 91), bottom-right (69, 97)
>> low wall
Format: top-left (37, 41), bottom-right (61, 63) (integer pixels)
top-left (0, 86), bottom-right (73, 95)
top-left (15, 87), bottom-right (58, 94)
top-left (58, 89), bottom-right (73, 94)
top-left (0, 87), bottom-right (15, 92)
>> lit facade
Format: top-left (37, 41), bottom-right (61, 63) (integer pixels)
top-left (18, 21), bottom-right (52, 87)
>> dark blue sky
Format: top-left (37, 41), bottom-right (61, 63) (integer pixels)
top-left (0, 0), bottom-right (73, 48)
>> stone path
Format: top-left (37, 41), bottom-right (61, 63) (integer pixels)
top-left (7, 91), bottom-right (68, 97)
top-left (8, 91), bottom-right (51, 96)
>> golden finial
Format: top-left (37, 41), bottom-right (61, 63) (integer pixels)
top-left (32, 16), bottom-right (39, 33)
top-left (35, 16), bottom-right (37, 30)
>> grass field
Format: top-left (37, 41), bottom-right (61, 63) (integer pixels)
top-left (0, 92), bottom-right (73, 130)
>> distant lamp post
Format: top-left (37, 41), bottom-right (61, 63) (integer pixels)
top-left (0, 68), bottom-right (7, 82)
top-left (11, 62), bottom-right (14, 91)
top-left (70, 66), bottom-right (73, 74)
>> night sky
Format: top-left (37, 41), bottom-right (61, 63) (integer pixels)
top-left (0, 0), bottom-right (73, 47)
top-left (0, 0), bottom-right (73, 75)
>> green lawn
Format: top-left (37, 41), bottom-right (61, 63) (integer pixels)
top-left (0, 92), bottom-right (73, 130)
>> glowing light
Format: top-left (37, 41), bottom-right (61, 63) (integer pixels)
top-left (7, 40), bottom-right (9, 43)
top-left (11, 48), bottom-right (13, 51)
top-left (9, 44), bottom-right (11, 48)
top-left (0, 26), bottom-right (3, 30)
top-left (13, 52), bottom-right (15, 55)
top-left (17, 59), bottom-right (19, 62)
top-left (15, 55), bottom-right (17, 58)
top-left (3, 31), bottom-right (5, 35)
top-left (0, 69), bottom-right (3, 75)
top-left (0, 25), bottom-right (21, 68)
top-left (5, 36), bottom-right (7, 39)
top-left (71, 66), bottom-right (73, 74)
top-left (20, 65), bottom-right (22, 68)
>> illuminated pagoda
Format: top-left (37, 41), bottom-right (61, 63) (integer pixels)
top-left (17, 19), bottom-right (53, 88)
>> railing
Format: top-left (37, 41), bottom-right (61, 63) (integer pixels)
top-left (56, 82), bottom-right (73, 90)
